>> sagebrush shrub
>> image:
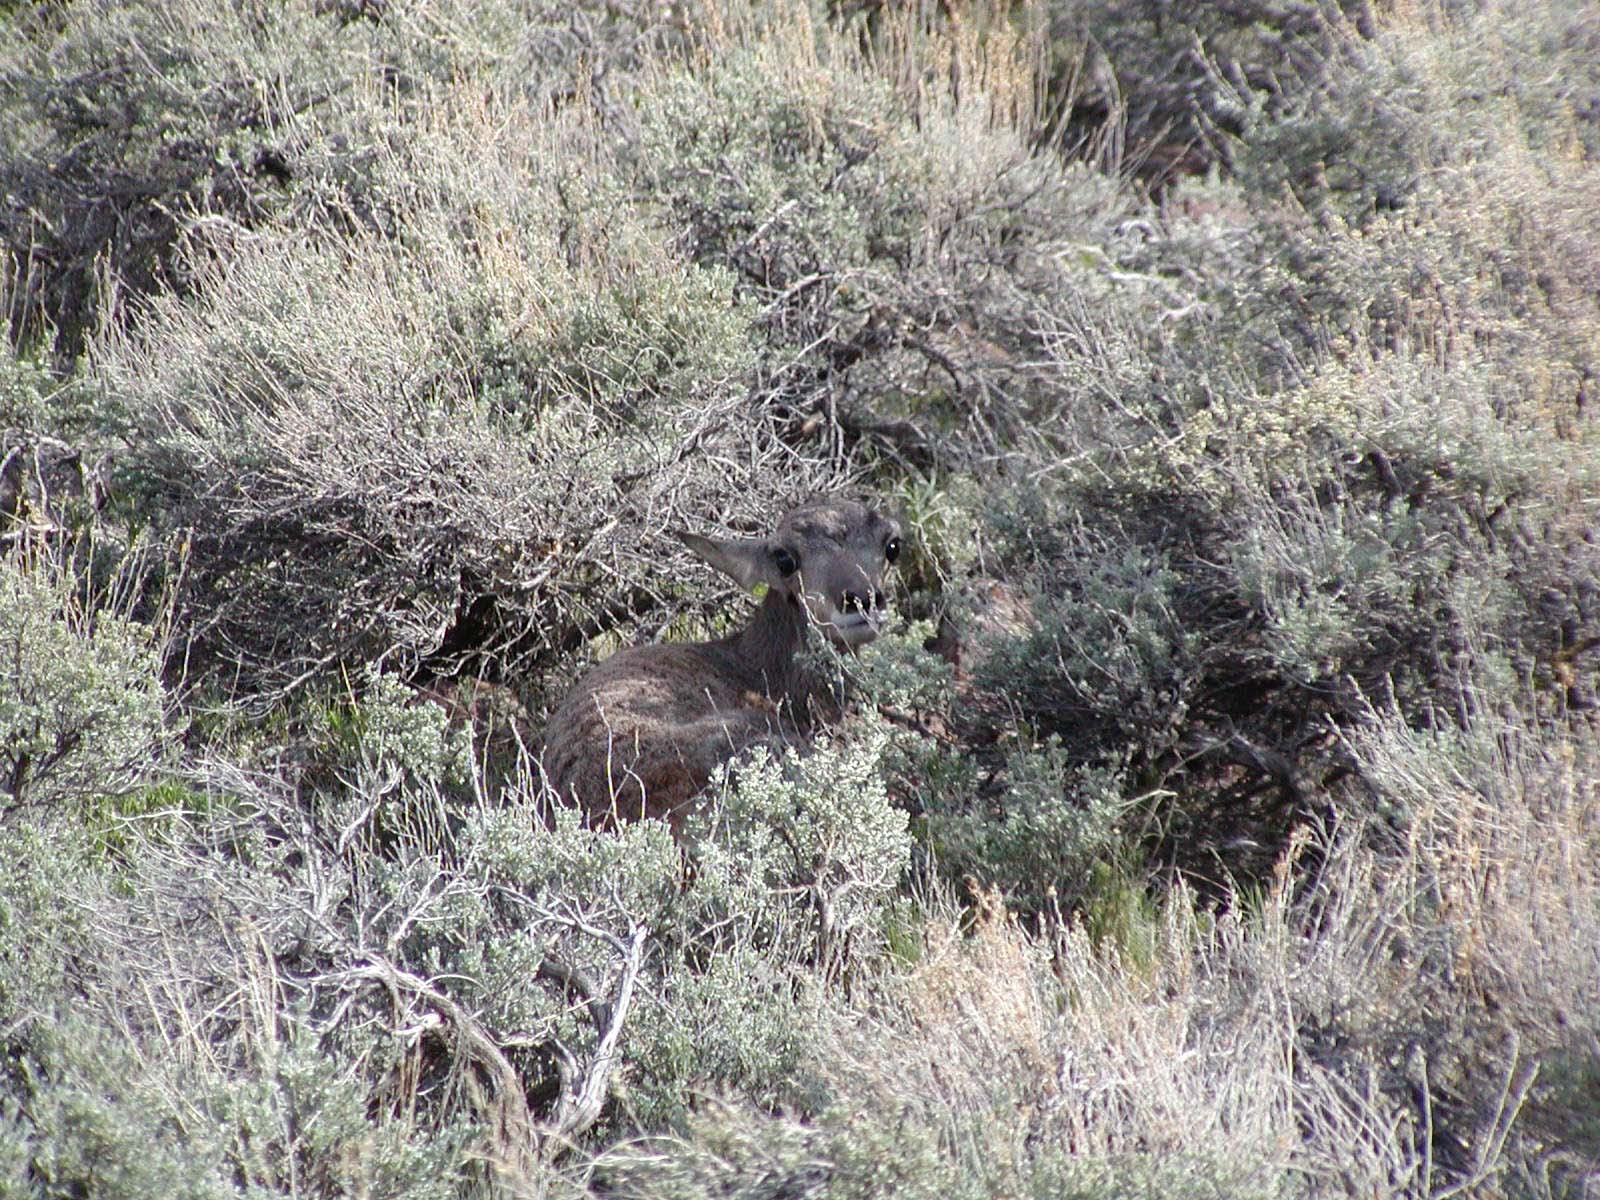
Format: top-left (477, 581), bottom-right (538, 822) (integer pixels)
top-left (0, 813), bottom-right (481, 1199)
top-left (691, 724), bottom-right (913, 965)
top-left (96, 91), bottom-right (789, 692)
top-left (1, 0), bottom-right (1597, 1191)
top-left (0, 0), bottom-right (362, 357)
top-left (467, 729), bottom-right (915, 1132)
top-left (631, 14), bottom-right (1131, 466)
top-left (0, 0), bottom-right (674, 358)
top-left (0, 551), bottom-right (166, 814)
top-left (1235, 0), bottom-right (1600, 219)
top-left (921, 740), bottom-right (1133, 919)
top-left (0, 342), bottom-right (50, 430)
top-left (1044, 0), bottom-right (1356, 190)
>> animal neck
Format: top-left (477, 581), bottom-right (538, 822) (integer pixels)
top-left (729, 588), bottom-right (811, 707)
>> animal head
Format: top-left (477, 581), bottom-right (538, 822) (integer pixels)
top-left (677, 499), bottom-right (901, 648)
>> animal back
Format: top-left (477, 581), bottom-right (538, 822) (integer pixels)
top-left (541, 643), bottom-right (792, 825)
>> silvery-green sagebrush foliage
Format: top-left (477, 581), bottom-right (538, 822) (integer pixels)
top-left (0, 556), bottom-right (165, 814)
top-left (0, 0), bottom-right (1598, 1195)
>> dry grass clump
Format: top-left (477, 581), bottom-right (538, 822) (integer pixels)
top-left (1343, 708), bottom-right (1600, 1188)
top-left (785, 887), bottom-right (1304, 1197)
top-left (605, 697), bottom-right (1600, 1197)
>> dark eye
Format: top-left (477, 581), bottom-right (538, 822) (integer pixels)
top-left (772, 546), bottom-right (798, 577)
top-left (884, 536), bottom-right (901, 565)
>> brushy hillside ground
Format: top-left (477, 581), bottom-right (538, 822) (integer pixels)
top-left (2, 0), bottom-right (1598, 1195)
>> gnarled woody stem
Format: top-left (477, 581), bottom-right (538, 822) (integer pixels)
top-left (320, 923), bottom-right (645, 1175)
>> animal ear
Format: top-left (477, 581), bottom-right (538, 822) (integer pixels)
top-left (676, 531), bottom-right (784, 593)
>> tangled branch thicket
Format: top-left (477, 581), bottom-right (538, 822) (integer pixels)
top-left (2, 0), bottom-right (1599, 1195)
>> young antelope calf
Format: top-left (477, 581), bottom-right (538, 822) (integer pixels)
top-left (540, 499), bottom-right (900, 826)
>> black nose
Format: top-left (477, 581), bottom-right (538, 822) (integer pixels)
top-left (842, 590), bottom-right (886, 614)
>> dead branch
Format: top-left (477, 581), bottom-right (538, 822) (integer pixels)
top-left (311, 919), bottom-right (647, 1172)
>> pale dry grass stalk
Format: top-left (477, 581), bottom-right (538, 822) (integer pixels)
top-left (806, 759), bottom-right (1595, 1197)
